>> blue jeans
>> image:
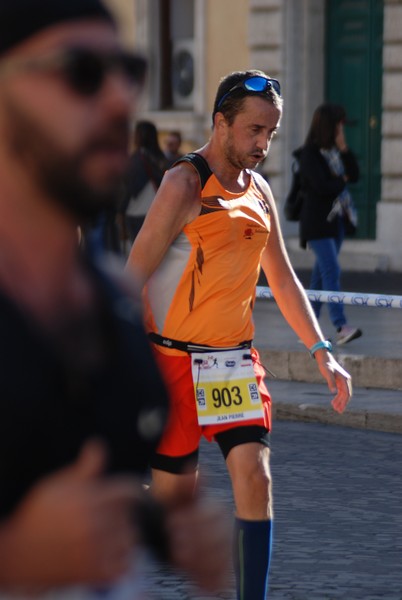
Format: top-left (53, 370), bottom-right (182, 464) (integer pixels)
top-left (308, 228), bottom-right (346, 329)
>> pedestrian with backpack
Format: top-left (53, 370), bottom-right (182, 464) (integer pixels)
top-left (298, 103), bottom-right (362, 345)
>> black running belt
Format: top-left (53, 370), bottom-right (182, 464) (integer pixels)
top-left (148, 332), bottom-right (252, 354)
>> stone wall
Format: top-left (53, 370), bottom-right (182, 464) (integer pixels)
top-left (106, 0), bottom-right (402, 270)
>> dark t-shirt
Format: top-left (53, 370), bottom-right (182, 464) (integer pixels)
top-left (120, 148), bottom-right (166, 214)
top-left (0, 259), bottom-right (169, 518)
top-left (298, 144), bottom-right (359, 247)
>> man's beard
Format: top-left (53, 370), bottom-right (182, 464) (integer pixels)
top-left (223, 134), bottom-right (249, 171)
top-left (224, 131), bottom-right (266, 171)
top-left (37, 138), bottom-right (127, 222)
top-left (4, 98), bottom-right (129, 222)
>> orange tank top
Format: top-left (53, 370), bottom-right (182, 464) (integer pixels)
top-left (144, 157), bottom-right (271, 354)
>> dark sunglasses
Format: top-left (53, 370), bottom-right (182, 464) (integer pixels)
top-left (216, 75), bottom-right (281, 109)
top-left (0, 47), bottom-right (147, 96)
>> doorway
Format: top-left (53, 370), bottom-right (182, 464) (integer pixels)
top-left (326, 0), bottom-right (383, 239)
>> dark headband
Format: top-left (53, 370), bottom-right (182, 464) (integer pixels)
top-left (0, 0), bottom-right (115, 56)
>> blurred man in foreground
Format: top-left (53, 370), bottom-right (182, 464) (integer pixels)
top-left (0, 0), bottom-right (229, 595)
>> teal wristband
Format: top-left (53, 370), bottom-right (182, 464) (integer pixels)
top-left (309, 340), bottom-right (333, 358)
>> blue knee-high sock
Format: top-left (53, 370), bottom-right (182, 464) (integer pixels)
top-left (233, 517), bottom-right (273, 600)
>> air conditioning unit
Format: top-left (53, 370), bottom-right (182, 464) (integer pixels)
top-left (172, 38), bottom-right (194, 109)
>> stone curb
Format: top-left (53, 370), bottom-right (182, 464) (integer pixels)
top-left (272, 402), bottom-right (402, 435)
top-left (259, 348), bottom-right (402, 390)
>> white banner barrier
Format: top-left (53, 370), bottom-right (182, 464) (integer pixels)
top-left (256, 286), bottom-right (402, 309)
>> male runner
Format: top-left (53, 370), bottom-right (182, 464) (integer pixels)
top-left (127, 69), bottom-right (352, 599)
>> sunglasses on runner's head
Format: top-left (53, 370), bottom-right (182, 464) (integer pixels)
top-left (0, 47), bottom-right (147, 96)
top-left (216, 75), bottom-right (281, 109)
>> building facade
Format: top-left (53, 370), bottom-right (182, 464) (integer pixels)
top-left (108, 0), bottom-right (402, 273)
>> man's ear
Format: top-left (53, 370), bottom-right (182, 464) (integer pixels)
top-left (214, 111), bottom-right (227, 131)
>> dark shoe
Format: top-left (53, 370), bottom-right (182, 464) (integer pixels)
top-left (336, 325), bottom-right (362, 346)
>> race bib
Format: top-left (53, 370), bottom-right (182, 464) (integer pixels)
top-left (191, 349), bottom-right (263, 425)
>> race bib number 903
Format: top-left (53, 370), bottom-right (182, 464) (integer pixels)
top-left (191, 349), bottom-right (263, 425)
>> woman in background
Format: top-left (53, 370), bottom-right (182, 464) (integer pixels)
top-left (299, 104), bottom-right (362, 345)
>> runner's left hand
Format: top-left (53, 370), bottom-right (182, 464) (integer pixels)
top-left (316, 354), bottom-right (353, 413)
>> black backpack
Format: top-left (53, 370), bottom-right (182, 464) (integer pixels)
top-left (284, 148), bottom-right (304, 222)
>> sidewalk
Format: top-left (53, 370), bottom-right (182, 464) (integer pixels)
top-left (254, 269), bottom-right (402, 434)
top-left (267, 379), bottom-right (402, 435)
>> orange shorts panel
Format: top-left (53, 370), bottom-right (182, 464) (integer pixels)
top-left (153, 346), bottom-right (271, 458)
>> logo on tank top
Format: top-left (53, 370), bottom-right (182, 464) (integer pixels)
top-left (243, 225), bottom-right (269, 239)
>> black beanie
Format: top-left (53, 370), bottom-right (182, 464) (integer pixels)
top-left (0, 0), bottom-right (116, 56)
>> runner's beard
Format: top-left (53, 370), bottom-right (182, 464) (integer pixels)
top-left (224, 132), bottom-right (265, 171)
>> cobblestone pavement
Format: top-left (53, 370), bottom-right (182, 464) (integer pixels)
top-left (140, 420), bottom-right (402, 600)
